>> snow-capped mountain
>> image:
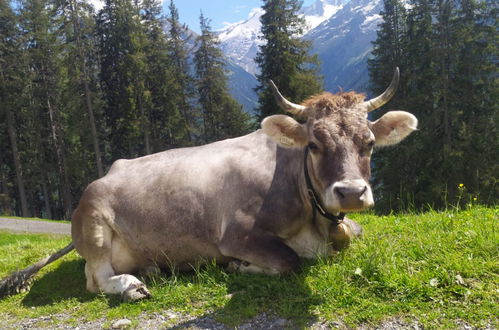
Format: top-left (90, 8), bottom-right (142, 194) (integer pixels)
top-left (218, 0), bottom-right (345, 76)
top-left (218, 8), bottom-right (265, 76)
top-left (305, 0), bottom-right (382, 93)
top-left (302, 0), bottom-right (347, 31)
top-left (220, 0), bottom-right (384, 113)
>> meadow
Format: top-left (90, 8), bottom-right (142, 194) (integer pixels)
top-left (0, 205), bottom-right (497, 328)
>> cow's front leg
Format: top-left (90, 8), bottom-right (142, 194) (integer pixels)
top-left (220, 226), bottom-right (300, 275)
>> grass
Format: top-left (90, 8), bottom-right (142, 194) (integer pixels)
top-left (0, 205), bottom-right (497, 328)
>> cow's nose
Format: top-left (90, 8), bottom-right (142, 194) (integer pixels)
top-left (334, 185), bottom-right (367, 200)
top-left (333, 180), bottom-right (373, 210)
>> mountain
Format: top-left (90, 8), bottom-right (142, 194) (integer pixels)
top-left (218, 0), bottom-right (345, 77)
top-left (225, 61), bottom-right (259, 116)
top-left (302, 0), bottom-right (347, 31)
top-left (218, 8), bottom-right (264, 76)
top-left (305, 0), bottom-right (382, 93)
top-left (218, 0), bottom-right (350, 114)
top-left (218, 0), bottom-right (384, 112)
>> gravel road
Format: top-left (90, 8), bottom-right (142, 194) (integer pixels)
top-left (0, 217), bottom-right (70, 235)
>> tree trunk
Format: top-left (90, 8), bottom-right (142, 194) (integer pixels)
top-left (41, 173), bottom-right (53, 220)
top-left (5, 108), bottom-right (30, 217)
top-left (0, 148), bottom-right (7, 194)
top-left (137, 91), bottom-right (151, 154)
top-left (0, 148), bottom-right (13, 215)
top-left (180, 97), bottom-right (193, 144)
top-left (46, 94), bottom-right (72, 220)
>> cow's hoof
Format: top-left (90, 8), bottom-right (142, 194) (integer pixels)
top-left (121, 283), bottom-right (151, 302)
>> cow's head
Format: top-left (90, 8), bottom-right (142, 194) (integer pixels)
top-left (262, 68), bottom-right (417, 214)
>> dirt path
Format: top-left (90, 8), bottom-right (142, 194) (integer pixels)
top-left (0, 217), bottom-right (70, 235)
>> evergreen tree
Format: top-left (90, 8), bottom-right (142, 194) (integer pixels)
top-left (140, 0), bottom-right (185, 150)
top-left (0, 0), bottom-right (30, 216)
top-left (19, 0), bottom-right (73, 219)
top-left (369, 0), bottom-right (499, 211)
top-left (450, 0), bottom-right (498, 203)
top-left (62, 0), bottom-right (105, 178)
top-left (97, 0), bottom-right (150, 159)
top-left (368, 0), bottom-right (407, 102)
top-left (167, 0), bottom-right (197, 144)
top-left (194, 13), bottom-right (252, 143)
top-left (255, 0), bottom-right (322, 119)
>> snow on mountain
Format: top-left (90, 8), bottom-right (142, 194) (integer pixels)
top-left (218, 0), bottom-right (344, 77)
top-left (218, 8), bottom-right (265, 76)
top-left (220, 0), bottom-right (383, 113)
top-left (302, 0), bottom-right (347, 31)
top-left (305, 0), bottom-right (382, 93)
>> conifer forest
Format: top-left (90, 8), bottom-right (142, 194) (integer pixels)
top-left (0, 0), bottom-right (497, 219)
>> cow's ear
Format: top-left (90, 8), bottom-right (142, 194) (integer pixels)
top-left (370, 111), bottom-right (418, 147)
top-left (261, 115), bottom-right (308, 148)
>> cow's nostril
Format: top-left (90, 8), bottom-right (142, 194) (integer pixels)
top-left (334, 187), bottom-right (346, 199)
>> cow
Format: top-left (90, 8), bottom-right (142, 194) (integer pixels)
top-left (0, 68), bottom-right (417, 302)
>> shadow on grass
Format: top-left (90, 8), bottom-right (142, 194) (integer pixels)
top-left (21, 259), bottom-right (97, 306)
top-left (168, 260), bottom-right (322, 327)
top-left (20, 258), bottom-right (322, 326)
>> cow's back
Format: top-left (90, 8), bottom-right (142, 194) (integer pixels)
top-left (72, 130), bottom-right (280, 268)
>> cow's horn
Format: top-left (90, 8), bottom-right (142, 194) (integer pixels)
top-left (269, 80), bottom-right (307, 116)
top-left (363, 67), bottom-right (400, 112)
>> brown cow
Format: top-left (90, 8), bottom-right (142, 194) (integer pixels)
top-left (0, 69), bottom-right (417, 302)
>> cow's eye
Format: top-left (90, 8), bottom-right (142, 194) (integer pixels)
top-left (367, 140), bottom-right (375, 148)
top-left (308, 142), bottom-right (319, 151)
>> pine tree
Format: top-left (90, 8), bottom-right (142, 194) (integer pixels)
top-left (141, 0), bottom-right (185, 150)
top-left (97, 0), bottom-right (150, 159)
top-left (19, 0), bottom-right (73, 219)
top-left (68, 0), bottom-right (104, 177)
top-left (0, 0), bottom-right (30, 216)
top-left (369, 0), bottom-right (499, 211)
top-left (167, 0), bottom-right (197, 144)
top-left (194, 13), bottom-right (252, 143)
top-left (450, 0), bottom-right (498, 203)
top-left (368, 0), bottom-right (407, 102)
top-left (255, 0), bottom-right (322, 119)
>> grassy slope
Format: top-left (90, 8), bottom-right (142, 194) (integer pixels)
top-left (0, 206), bottom-right (497, 328)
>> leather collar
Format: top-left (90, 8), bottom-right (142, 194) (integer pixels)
top-left (304, 148), bottom-right (345, 225)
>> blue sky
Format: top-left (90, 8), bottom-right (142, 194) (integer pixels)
top-left (167, 0), bottom-right (316, 33)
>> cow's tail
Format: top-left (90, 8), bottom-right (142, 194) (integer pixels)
top-left (0, 242), bottom-right (74, 298)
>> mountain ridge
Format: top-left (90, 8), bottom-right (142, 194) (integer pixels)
top-left (218, 0), bottom-right (383, 113)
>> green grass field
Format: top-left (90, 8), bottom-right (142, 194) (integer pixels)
top-left (0, 205), bottom-right (497, 328)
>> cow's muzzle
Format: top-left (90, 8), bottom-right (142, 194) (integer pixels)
top-left (327, 179), bottom-right (374, 212)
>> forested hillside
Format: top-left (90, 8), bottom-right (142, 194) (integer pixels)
top-left (0, 0), bottom-right (252, 219)
top-left (368, 0), bottom-right (498, 211)
top-left (1, 0), bottom-right (497, 219)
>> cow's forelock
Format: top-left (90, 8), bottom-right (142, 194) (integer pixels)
top-left (303, 91), bottom-right (366, 118)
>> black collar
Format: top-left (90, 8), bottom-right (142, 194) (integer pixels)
top-left (304, 148), bottom-right (345, 225)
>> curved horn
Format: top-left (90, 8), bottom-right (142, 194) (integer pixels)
top-left (363, 67), bottom-right (400, 112)
top-left (269, 80), bottom-right (307, 117)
